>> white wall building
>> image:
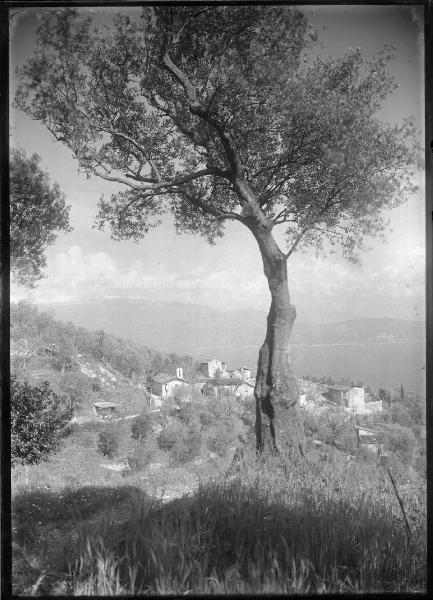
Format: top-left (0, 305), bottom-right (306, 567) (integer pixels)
top-left (200, 358), bottom-right (228, 378)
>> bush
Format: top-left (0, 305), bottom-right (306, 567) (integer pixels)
top-left (207, 425), bottom-right (233, 458)
top-left (157, 422), bottom-right (180, 451)
top-left (97, 430), bottom-right (119, 458)
top-left (178, 400), bottom-right (215, 428)
top-left (127, 440), bottom-right (156, 472)
top-left (131, 411), bottom-right (154, 442)
top-left (59, 371), bottom-right (91, 411)
top-left (92, 377), bottom-right (102, 392)
top-left (384, 423), bottom-right (417, 466)
top-left (11, 375), bottom-right (72, 466)
top-left (170, 421), bottom-right (203, 465)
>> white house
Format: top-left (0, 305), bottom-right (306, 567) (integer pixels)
top-left (151, 368), bottom-right (190, 401)
top-left (200, 358), bottom-right (228, 378)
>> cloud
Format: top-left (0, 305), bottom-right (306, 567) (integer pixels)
top-left (11, 241), bottom-right (425, 323)
top-left (10, 245), bottom-right (269, 310)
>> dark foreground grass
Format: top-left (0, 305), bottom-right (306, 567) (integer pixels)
top-left (66, 480), bottom-right (425, 595)
top-left (12, 448), bottom-right (426, 595)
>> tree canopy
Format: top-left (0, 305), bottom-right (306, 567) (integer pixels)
top-left (15, 6), bottom-right (421, 262)
top-left (10, 148), bottom-right (71, 287)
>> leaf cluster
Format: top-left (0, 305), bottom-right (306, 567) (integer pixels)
top-left (11, 375), bottom-right (72, 465)
top-left (10, 148), bottom-right (71, 286)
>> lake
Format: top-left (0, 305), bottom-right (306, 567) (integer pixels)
top-left (185, 340), bottom-right (426, 394)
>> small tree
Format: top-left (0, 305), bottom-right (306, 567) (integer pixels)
top-left (385, 423), bottom-right (416, 466)
top-left (169, 421), bottom-right (203, 465)
top-left (127, 441), bottom-right (156, 473)
top-left (11, 376), bottom-right (72, 465)
top-left (10, 149), bottom-right (71, 287)
top-left (97, 430), bottom-right (119, 458)
top-left (59, 371), bottom-right (91, 410)
top-left (130, 410), bottom-right (154, 442)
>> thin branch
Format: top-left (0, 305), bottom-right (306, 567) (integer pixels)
top-left (92, 166), bottom-right (220, 191)
top-left (180, 189), bottom-right (245, 223)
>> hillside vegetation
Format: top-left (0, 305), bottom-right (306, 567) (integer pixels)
top-left (11, 302), bottom-right (426, 594)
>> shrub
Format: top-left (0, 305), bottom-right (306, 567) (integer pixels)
top-left (130, 411), bottom-right (154, 442)
top-left (169, 421), bottom-right (203, 465)
top-left (91, 377), bottom-right (102, 392)
top-left (127, 440), bottom-right (156, 472)
top-left (384, 423), bottom-right (417, 466)
top-left (178, 400), bottom-right (215, 428)
top-left (11, 375), bottom-right (72, 466)
top-left (97, 430), bottom-right (119, 458)
top-left (207, 425), bottom-right (233, 458)
top-left (59, 371), bottom-right (91, 411)
top-left (157, 423), bottom-right (180, 451)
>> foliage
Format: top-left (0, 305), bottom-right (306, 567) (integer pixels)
top-left (49, 336), bottom-right (77, 372)
top-left (127, 440), bottom-right (156, 472)
top-left (10, 149), bottom-right (71, 287)
top-left (383, 423), bottom-right (417, 466)
top-left (16, 7), bottom-right (421, 260)
top-left (382, 391), bottom-right (425, 432)
top-left (157, 422), bottom-right (180, 451)
top-left (206, 425), bottom-right (234, 458)
top-left (11, 375), bottom-right (72, 466)
top-left (303, 411), bottom-right (357, 453)
top-left (59, 371), bottom-right (92, 410)
top-left (130, 410), bottom-right (154, 442)
top-left (169, 420), bottom-right (203, 465)
top-left (157, 418), bottom-right (202, 464)
top-left (97, 430), bottom-right (119, 459)
top-left (11, 301), bottom-right (194, 385)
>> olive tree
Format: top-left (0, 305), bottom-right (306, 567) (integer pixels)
top-left (15, 7), bottom-right (421, 451)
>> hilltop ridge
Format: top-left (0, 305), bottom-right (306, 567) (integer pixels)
top-left (37, 298), bottom-right (425, 352)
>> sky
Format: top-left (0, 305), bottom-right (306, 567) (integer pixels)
top-left (9, 4), bottom-right (425, 324)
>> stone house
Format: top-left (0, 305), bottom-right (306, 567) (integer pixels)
top-left (93, 401), bottom-right (121, 419)
top-left (328, 385), bottom-right (365, 411)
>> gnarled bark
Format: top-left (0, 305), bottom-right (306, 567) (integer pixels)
top-left (249, 222), bottom-right (298, 453)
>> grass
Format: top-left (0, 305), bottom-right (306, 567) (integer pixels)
top-left (12, 437), bottom-right (426, 595)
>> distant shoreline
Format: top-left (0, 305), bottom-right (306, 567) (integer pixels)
top-left (155, 339), bottom-right (426, 352)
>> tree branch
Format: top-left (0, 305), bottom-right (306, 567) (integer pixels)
top-left (162, 51), bottom-right (245, 179)
top-left (180, 189), bottom-right (245, 223)
top-left (92, 166), bottom-right (222, 192)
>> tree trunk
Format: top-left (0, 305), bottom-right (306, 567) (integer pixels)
top-left (250, 223), bottom-right (299, 453)
top-left (232, 177), bottom-right (299, 453)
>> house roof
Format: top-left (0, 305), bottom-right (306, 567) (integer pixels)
top-left (329, 385), bottom-right (350, 392)
top-left (94, 402), bottom-right (120, 409)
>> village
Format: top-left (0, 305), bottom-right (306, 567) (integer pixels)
top-left (90, 356), bottom-right (386, 457)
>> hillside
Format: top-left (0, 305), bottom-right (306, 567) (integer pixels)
top-left (11, 303), bottom-right (426, 596)
top-left (10, 302), bottom-right (199, 416)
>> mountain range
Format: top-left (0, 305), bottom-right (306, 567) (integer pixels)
top-left (36, 298), bottom-right (425, 355)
